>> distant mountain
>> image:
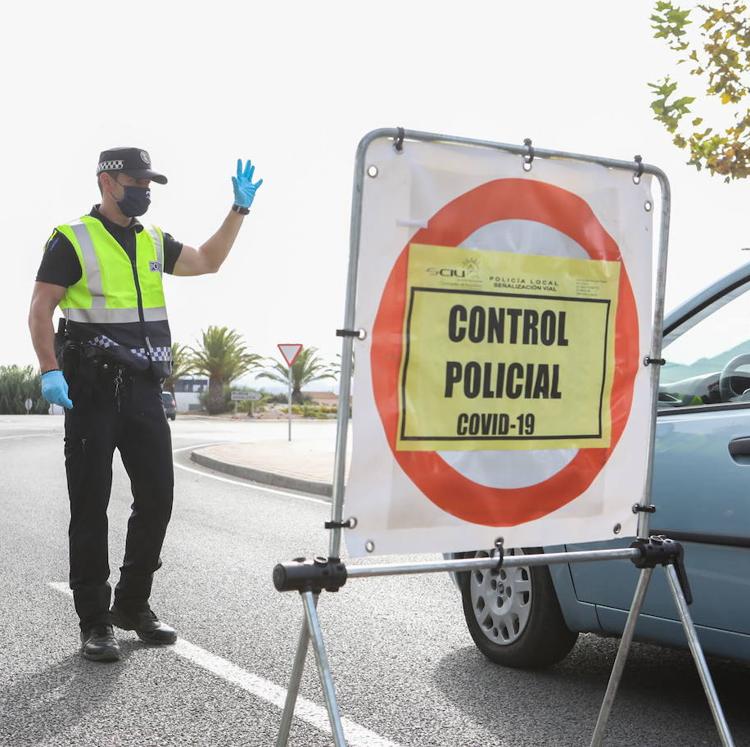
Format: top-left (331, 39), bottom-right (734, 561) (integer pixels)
top-left (663, 340), bottom-right (750, 382)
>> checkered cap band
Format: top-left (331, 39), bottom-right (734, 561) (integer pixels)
top-left (97, 160), bottom-right (124, 174)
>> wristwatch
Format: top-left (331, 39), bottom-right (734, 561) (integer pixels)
top-left (232, 204), bottom-right (250, 215)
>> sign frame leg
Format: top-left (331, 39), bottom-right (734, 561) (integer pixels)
top-left (276, 613), bottom-right (312, 747)
top-left (301, 590), bottom-right (347, 746)
top-left (589, 567), bottom-right (653, 746)
top-left (665, 564), bottom-right (734, 746)
top-left (274, 546), bottom-right (734, 746)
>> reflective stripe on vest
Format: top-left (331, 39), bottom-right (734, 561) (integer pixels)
top-left (64, 306), bottom-right (168, 324)
top-left (69, 221), bottom-right (105, 309)
top-left (146, 225), bottom-right (164, 271)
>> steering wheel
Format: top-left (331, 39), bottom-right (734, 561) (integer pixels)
top-left (719, 353), bottom-right (750, 402)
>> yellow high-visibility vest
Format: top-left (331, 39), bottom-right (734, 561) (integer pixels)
top-left (55, 215), bottom-right (172, 376)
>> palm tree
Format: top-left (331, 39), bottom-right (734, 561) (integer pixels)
top-left (189, 326), bottom-right (263, 414)
top-left (258, 346), bottom-right (335, 404)
top-left (163, 343), bottom-right (194, 396)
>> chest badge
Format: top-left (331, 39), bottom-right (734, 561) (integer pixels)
top-left (149, 260), bottom-right (162, 272)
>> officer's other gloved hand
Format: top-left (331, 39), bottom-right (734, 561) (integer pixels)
top-left (41, 370), bottom-right (74, 409)
top-left (231, 159), bottom-right (263, 209)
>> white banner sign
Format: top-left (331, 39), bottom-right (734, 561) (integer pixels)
top-left (345, 136), bottom-right (655, 557)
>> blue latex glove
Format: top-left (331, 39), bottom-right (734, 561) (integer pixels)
top-left (41, 370), bottom-right (73, 409)
top-left (232, 159), bottom-right (263, 209)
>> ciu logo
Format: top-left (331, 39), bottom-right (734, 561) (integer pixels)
top-left (426, 257), bottom-right (480, 279)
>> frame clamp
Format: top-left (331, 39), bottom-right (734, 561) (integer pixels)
top-left (273, 556), bottom-right (348, 594)
top-left (336, 328), bottom-right (366, 340)
top-left (643, 356), bottom-right (666, 367)
top-left (632, 503), bottom-right (656, 514)
top-left (522, 138), bottom-right (534, 170)
top-left (633, 154), bottom-right (644, 184)
top-left (324, 518), bottom-right (356, 530)
top-left (630, 536), bottom-right (693, 604)
top-left (492, 537), bottom-right (505, 569)
top-left (394, 126), bottom-right (405, 152)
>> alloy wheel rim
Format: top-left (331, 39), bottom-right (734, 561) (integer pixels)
top-left (469, 549), bottom-right (532, 645)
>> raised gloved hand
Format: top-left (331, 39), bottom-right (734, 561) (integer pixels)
top-left (41, 369), bottom-right (73, 409)
top-left (232, 159), bottom-right (263, 209)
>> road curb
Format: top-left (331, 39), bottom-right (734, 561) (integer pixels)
top-left (189, 450), bottom-right (333, 499)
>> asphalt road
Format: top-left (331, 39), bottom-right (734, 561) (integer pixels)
top-left (1, 415), bottom-right (749, 747)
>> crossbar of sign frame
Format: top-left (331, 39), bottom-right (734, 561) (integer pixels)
top-left (344, 133), bottom-right (659, 557)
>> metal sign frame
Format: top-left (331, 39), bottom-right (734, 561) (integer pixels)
top-left (273, 128), bottom-right (734, 746)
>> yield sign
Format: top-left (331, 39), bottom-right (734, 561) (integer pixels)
top-left (278, 343), bottom-right (303, 367)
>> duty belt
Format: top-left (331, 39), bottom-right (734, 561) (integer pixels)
top-left (62, 340), bottom-right (139, 412)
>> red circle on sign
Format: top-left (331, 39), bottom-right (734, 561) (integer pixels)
top-left (370, 178), bottom-right (639, 526)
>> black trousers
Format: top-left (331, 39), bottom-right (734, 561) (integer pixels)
top-left (63, 357), bottom-right (174, 629)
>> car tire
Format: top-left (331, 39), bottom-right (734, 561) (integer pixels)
top-left (170, 415), bottom-right (176, 421)
top-left (459, 547), bottom-right (578, 669)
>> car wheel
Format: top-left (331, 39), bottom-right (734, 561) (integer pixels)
top-left (459, 547), bottom-right (578, 669)
top-left (170, 415), bottom-right (176, 421)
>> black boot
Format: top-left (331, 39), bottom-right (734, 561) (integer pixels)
top-left (80, 624), bottom-right (122, 662)
top-left (110, 605), bottom-right (177, 645)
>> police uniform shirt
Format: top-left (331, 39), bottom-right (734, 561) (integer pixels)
top-left (36, 205), bottom-right (183, 287)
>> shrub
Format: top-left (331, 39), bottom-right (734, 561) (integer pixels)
top-left (233, 390), bottom-right (270, 415)
top-left (0, 366), bottom-right (48, 414)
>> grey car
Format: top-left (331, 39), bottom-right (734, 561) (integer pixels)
top-left (161, 391), bottom-right (177, 421)
top-left (455, 260), bottom-right (750, 668)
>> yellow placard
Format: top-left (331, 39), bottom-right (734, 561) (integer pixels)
top-left (397, 244), bottom-right (621, 451)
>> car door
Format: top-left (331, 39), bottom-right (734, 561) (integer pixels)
top-left (568, 264), bottom-right (750, 640)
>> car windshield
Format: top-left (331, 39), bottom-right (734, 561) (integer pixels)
top-left (161, 393), bottom-right (173, 406)
top-left (659, 285), bottom-right (750, 408)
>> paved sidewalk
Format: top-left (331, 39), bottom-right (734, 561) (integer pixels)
top-left (190, 435), bottom-right (350, 498)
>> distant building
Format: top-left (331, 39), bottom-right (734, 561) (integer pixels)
top-left (173, 376), bottom-right (208, 412)
top-left (305, 391), bottom-right (339, 405)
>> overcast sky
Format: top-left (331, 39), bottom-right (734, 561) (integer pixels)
top-left (3, 0), bottom-right (746, 385)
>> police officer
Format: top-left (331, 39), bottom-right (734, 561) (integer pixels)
top-left (28, 149), bottom-right (262, 662)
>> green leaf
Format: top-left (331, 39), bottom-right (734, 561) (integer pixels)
top-left (672, 95), bottom-right (696, 108)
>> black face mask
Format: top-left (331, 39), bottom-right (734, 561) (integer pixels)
top-left (117, 185), bottom-right (151, 217)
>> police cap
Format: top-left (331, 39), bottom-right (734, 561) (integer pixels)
top-left (96, 147), bottom-right (168, 184)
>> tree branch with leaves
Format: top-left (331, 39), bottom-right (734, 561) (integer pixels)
top-left (649, 1), bottom-right (750, 181)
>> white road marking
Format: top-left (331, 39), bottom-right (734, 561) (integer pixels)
top-left (48, 582), bottom-right (399, 747)
top-left (0, 433), bottom-right (56, 441)
top-left (172, 446), bottom-right (330, 506)
top-left (172, 443), bottom-right (221, 453)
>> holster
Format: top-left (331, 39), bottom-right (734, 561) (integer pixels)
top-left (64, 344), bottom-right (139, 412)
top-left (54, 317), bottom-right (67, 367)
